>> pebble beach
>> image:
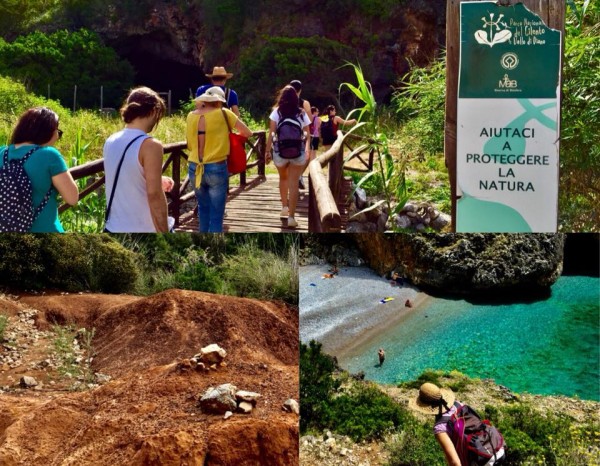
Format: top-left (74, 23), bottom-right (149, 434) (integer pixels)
top-left (299, 264), bottom-right (429, 359)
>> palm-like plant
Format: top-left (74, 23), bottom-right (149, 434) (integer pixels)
top-left (340, 62), bottom-right (408, 226)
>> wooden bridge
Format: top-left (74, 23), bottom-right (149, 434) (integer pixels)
top-left (62, 131), bottom-right (375, 233)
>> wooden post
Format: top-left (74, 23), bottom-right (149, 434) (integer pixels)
top-left (445, 0), bottom-right (565, 231)
top-left (257, 132), bottom-right (266, 178)
top-left (171, 149), bottom-right (182, 226)
top-left (328, 132), bottom-right (344, 201)
top-left (73, 85), bottom-right (77, 112)
top-left (100, 86), bottom-right (103, 109)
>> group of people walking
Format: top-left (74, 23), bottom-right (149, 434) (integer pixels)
top-left (0, 66), bottom-right (357, 233)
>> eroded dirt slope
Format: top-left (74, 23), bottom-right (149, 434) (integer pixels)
top-left (0, 290), bottom-right (299, 466)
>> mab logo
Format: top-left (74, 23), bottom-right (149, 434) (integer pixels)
top-left (499, 74), bottom-right (518, 88)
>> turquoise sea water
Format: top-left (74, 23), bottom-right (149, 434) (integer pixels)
top-left (343, 276), bottom-right (600, 401)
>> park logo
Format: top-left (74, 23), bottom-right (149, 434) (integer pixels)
top-left (501, 52), bottom-right (519, 70)
top-left (498, 74), bottom-right (518, 89)
top-left (475, 13), bottom-right (512, 47)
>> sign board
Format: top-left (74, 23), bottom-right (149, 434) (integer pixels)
top-left (456, 1), bottom-right (561, 232)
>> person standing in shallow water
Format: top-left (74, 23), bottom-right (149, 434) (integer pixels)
top-left (378, 348), bottom-right (385, 366)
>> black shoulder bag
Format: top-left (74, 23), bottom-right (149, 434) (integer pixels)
top-left (104, 134), bottom-right (147, 226)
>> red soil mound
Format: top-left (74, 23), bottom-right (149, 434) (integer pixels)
top-left (19, 293), bottom-right (140, 330)
top-left (92, 289), bottom-right (298, 377)
top-left (0, 290), bottom-right (299, 465)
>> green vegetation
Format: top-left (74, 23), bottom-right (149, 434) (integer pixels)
top-left (388, 0), bottom-right (600, 230)
top-left (0, 314), bottom-right (8, 341)
top-left (0, 234), bottom-right (298, 304)
top-left (0, 29), bottom-right (133, 109)
top-left (301, 344), bottom-right (600, 465)
top-left (52, 324), bottom-right (81, 378)
top-left (0, 235), bottom-right (139, 293)
top-left (52, 325), bottom-right (96, 386)
top-left (560, 0), bottom-right (600, 231)
top-left (342, 63), bottom-right (409, 226)
top-left (0, 1), bottom-right (595, 230)
top-left (237, 36), bottom-right (355, 115)
top-left (122, 234), bottom-right (299, 304)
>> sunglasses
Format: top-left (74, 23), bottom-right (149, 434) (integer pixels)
top-left (57, 129), bottom-right (63, 139)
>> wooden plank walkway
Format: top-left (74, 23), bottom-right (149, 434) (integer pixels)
top-left (176, 174), bottom-right (309, 233)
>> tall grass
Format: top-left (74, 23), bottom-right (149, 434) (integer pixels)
top-left (120, 234), bottom-right (299, 304)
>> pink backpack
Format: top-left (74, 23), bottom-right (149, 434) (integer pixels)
top-left (448, 402), bottom-right (505, 465)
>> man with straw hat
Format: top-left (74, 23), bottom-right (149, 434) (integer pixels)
top-left (196, 66), bottom-right (240, 117)
top-left (409, 383), bottom-right (506, 465)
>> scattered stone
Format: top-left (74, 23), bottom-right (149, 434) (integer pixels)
top-left (196, 344), bottom-right (227, 365)
top-left (354, 187), bottom-right (368, 209)
top-left (20, 376), bottom-right (38, 388)
top-left (95, 373), bottom-right (111, 384)
top-left (392, 200), bottom-right (451, 232)
top-left (351, 371), bottom-right (366, 381)
top-left (176, 360), bottom-right (194, 372)
top-left (196, 362), bottom-right (207, 372)
top-left (237, 401), bottom-right (253, 414)
top-left (235, 390), bottom-right (261, 404)
top-left (224, 411), bottom-right (233, 420)
top-left (199, 383), bottom-right (237, 414)
top-left (283, 398), bottom-right (299, 414)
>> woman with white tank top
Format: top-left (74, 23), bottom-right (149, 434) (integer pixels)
top-left (103, 87), bottom-right (173, 233)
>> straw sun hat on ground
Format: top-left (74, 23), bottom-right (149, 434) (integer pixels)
top-left (409, 382), bottom-right (456, 415)
top-left (206, 66), bottom-right (233, 79)
top-left (195, 86), bottom-right (226, 103)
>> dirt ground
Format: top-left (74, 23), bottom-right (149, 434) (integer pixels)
top-left (0, 291), bottom-right (299, 466)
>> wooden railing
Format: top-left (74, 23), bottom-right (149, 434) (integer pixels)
top-left (308, 131), bottom-right (377, 232)
top-left (60, 131), bottom-right (267, 228)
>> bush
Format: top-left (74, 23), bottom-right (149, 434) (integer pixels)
top-left (559, 0), bottom-right (600, 231)
top-left (387, 418), bottom-right (445, 466)
top-left (392, 55), bottom-right (446, 161)
top-left (236, 36), bottom-right (354, 115)
top-left (0, 234), bottom-right (138, 293)
top-left (0, 314), bottom-right (8, 341)
top-left (218, 242), bottom-right (298, 303)
top-left (300, 340), bottom-right (341, 433)
top-left (488, 402), bottom-right (600, 465)
top-left (325, 382), bottom-right (411, 442)
top-left (0, 29), bottom-right (134, 109)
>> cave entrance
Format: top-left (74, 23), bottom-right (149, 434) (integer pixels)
top-left (116, 37), bottom-right (208, 112)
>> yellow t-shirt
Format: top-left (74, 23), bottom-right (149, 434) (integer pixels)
top-left (186, 108), bottom-right (238, 164)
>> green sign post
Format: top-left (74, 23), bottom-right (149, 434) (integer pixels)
top-left (456, 1), bottom-right (562, 232)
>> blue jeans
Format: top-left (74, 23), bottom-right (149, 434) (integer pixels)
top-left (189, 162), bottom-right (229, 232)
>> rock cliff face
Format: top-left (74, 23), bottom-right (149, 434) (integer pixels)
top-left (63, 0), bottom-right (446, 108)
top-left (352, 233), bottom-right (565, 295)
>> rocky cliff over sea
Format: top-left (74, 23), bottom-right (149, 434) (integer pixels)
top-left (302, 233), bottom-right (566, 296)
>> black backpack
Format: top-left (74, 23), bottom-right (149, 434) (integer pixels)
top-left (0, 146), bottom-right (53, 232)
top-left (275, 110), bottom-right (304, 159)
top-left (321, 115), bottom-right (337, 145)
top-left (448, 402), bottom-right (505, 465)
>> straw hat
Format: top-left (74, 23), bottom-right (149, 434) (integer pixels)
top-left (195, 86), bottom-right (226, 103)
top-left (206, 66), bottom-right (233, 79)
top-left (408, 383), bottom-right (456, 415)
